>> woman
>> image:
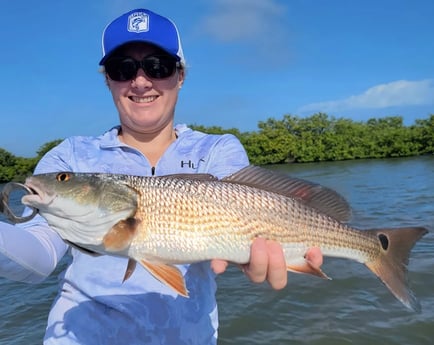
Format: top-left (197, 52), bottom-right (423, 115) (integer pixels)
top-left (0, 8), bottom-right (322, 344)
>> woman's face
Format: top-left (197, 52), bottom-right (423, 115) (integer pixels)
top-left (106, 42), bottom-right (184, 136)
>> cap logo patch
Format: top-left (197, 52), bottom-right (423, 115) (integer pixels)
top-left (127, 12), bottom-right (149, 33)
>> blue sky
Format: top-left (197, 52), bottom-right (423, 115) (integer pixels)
top-left (1, 0), bottom-right (433, 157)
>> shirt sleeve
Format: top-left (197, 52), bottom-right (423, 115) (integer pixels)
top-left (204, 134), bottom-right (250, 179)
top-left (0, 217), bottom-right (68, 283)
top-left (0, 140), bottom-right (72, 283)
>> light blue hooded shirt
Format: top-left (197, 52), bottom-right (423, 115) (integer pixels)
top-left (0, 125), bottom-right (249, 344)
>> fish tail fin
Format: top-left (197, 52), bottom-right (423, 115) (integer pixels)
top-left (364, 226), bottom-right (427, 312)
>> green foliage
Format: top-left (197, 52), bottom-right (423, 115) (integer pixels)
top-left (189, 124), bottom-right (242, 137)
top-left (242, 118), bottom-right (297, 165)
top-left (413, 115), bottom-right (434, 154)
top-left (0, 139), bottom-right (62, 183)
top-left (0, 148), bottom-right (18, 182)
top-left (195, 113), bottom-right (434, 165)
top-left (0, 114), bottom-right (433, 181)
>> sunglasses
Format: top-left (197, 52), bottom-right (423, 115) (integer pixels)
top-left (104, 55), bottom-right (180, 81)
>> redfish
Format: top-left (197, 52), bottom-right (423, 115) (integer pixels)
top-left (21, 166), bottom-right (427, 311)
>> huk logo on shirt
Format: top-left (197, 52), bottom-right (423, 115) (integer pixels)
top-left (128, 12), bottom-right (149, 33)
top-left (180, 159), bottom-right (205, 169)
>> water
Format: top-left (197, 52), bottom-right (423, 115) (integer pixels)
top-left (1, 156), bottom-right (434, 344)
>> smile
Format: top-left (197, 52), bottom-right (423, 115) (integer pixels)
top-left (130, 96), bottom-right (158, 103)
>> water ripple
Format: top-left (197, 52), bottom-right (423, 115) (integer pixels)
top-left (2, 156), bottom-right (434, 344)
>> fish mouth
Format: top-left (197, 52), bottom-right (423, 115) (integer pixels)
top-left (21, 179), bottom-right (55, 208)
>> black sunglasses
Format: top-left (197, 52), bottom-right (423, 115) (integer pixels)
top-left (104, 55), bottom-right (180, 81)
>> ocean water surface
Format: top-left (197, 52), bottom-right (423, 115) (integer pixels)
top-left (1, 156), bottom-right (433, 344)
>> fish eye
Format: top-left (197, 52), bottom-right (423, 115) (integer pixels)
top-left (56, 172), bottom-right (71, 182)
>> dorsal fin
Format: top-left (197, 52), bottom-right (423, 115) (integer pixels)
top-left (157, 173), bottom-right (217, 181)
top-left (222, 165), bottom-right (352, 222)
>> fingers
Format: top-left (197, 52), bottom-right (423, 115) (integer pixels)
top-left (265, 240), bottom-right (287, 290)
top-left (305, 246), bottom-right (323, 269)
top-left (211, 240), bottom-right (324, 293)
top-left (244, 238), bottom-right (287, 290)
top-left (243, 237), bottom-right (268, 283)
top-left (210, 259), bottom-right (229, 274)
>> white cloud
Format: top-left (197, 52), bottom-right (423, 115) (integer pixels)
top-left (198, 0), bottom-right (292, 66)
top-left (298, 79), bottom-right (434, 114)
top-left (200, 0), bottom-right (286, 42)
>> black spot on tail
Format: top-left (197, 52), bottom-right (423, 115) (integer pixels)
top-left (378, 233), bottom-right (389, 250)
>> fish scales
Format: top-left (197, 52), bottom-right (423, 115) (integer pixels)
top-left (126, 175), bottom-right (380, 264)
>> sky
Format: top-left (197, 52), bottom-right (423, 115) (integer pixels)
top-left (1, 0), bottom-right (433, 157)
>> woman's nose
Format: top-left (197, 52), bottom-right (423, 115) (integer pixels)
top-left (130, 68), bottom-right (152, 89)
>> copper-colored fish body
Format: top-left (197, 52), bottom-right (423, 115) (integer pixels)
top-left (22, 166), bottom-right (427, 311)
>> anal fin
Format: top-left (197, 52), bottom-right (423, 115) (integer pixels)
top-left (287, 262), bottom-right (331, 279)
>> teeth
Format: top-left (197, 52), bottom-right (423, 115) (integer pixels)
top-left (131, 96), bottom-right (157, 103)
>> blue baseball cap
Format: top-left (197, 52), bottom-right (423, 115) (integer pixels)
top-left (99, 9), bottom-right (185, 65)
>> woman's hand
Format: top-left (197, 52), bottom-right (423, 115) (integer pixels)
top-left (210, 238), bottom-right (323, 289)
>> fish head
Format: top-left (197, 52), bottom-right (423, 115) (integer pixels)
top-left (22, 172), bottom-right (139, 252)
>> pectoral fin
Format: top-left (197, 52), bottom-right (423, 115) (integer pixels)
top-left (103, 217), bottom-right (139, 252)
top-left (139, 260), bottom-right (189, 297)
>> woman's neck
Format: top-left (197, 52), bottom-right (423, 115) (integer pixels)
top-left (118, 125), bottom-right (177, 167)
